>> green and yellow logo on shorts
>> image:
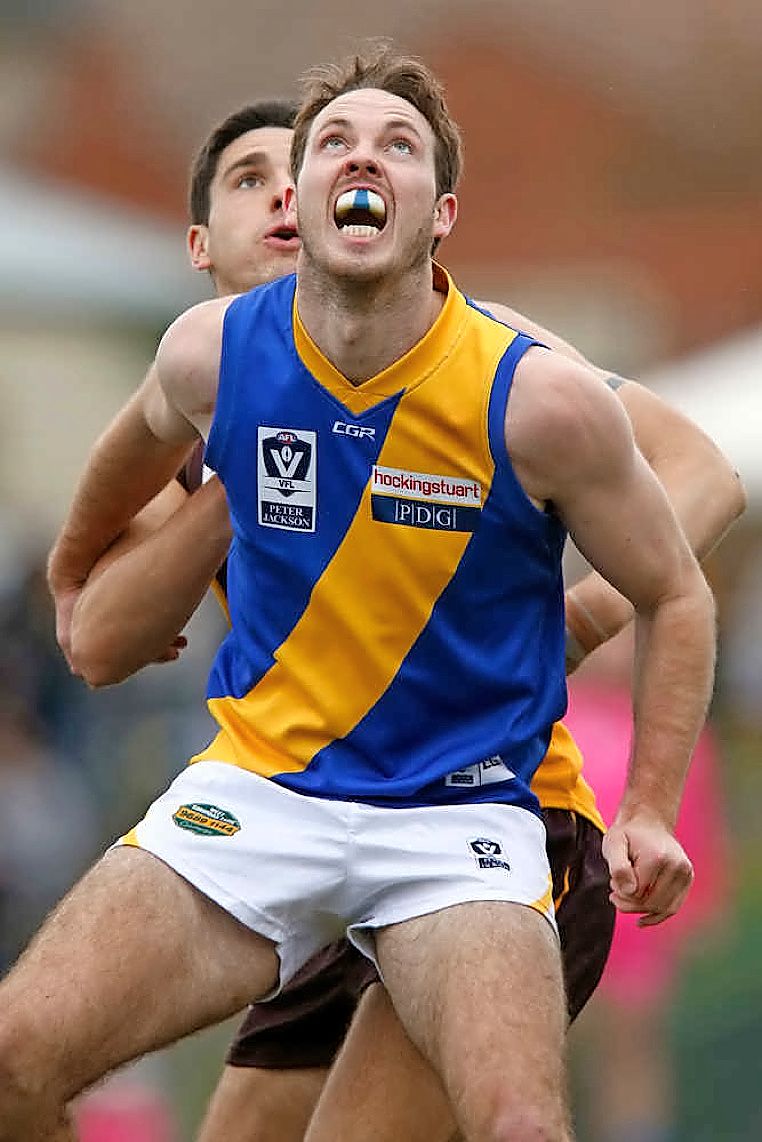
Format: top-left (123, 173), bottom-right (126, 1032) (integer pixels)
top-left (172, 802), bottom-right (241, 838)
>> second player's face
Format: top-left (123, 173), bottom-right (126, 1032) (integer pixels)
top-left (291, 89), bottom-right (456, 285)
top-left (188, 126), bottom-right (300, 296)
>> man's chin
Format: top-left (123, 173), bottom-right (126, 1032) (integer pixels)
top-left (319, 245), bottom-right (393, 284)
top-left (223, 255), bottom-right (298, 293)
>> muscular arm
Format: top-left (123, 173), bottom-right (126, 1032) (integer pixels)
top-left (47, 298), bottom-right (228, 663)
top-left (67, 477), bottom-right (232, 687)
top-left (481, 298), bottom-right (745, 659)
top-left (509, 350), bottom-right (716, 921)
top-left (565, 381), bottom-right (745, 660)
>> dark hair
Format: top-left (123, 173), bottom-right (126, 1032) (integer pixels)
top-left (291, 42), bottom-right (463, 200)
top-left (189, 99), bottom-right (298, 224)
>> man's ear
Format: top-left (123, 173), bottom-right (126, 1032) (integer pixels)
top-left (188, 224), bottom-right (212, 272)
top-left (433, 193), bottom-right (457, 243)
top-left (284, 185), bottom-right (298, 229)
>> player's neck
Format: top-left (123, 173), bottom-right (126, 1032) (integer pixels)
top-left (295, 262), bottom-right (443, 386)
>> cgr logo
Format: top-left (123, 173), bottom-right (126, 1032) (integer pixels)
top-left (332, 421), bottom-right (375, 440)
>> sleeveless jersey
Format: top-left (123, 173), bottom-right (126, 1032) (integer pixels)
top-left (180, 443), bottom-right (603, 830)
top-left (192, 266), bottom-right (570, 814)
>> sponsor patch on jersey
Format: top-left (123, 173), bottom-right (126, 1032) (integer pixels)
top-left (258, 427), bottom-right (317, 532)
top-left (332, 420), bottom-right (376, 440)
top-left (468, 836), bottom-right (511, 872)
top-left (172, 803), bottom-right (241, 838)
top-left (445, 756), bottom-right (516, 788)
top-left (370, 464), bottom-right (481, 532)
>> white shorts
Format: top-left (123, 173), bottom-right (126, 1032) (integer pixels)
top-left (118, 761), bottom-right (555, 987)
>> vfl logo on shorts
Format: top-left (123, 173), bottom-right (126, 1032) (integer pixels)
top-left (469, 837), bottom-right (511, 873)
top-left (258, 427), bottom-right (317, 532)
top-left (173, 803), bottom-right (241, 838)
top-left (370, 465), bottom-right (481, 533)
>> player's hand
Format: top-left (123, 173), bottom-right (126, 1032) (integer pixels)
top-left (602, 810), bottom-right (694, 927)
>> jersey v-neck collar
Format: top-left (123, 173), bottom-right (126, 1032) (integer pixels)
top-left (292, 264), bottom-right (467, 410)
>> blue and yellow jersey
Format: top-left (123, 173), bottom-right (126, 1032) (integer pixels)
top-left (192, 265), bottom-right (570, 815)
top-left (181, 449), bottom-right (604, 829)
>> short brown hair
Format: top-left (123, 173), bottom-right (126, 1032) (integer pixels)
top-left (290, 42), bottom-right (462, 200)
top-left (189, 99), bottom-right (298, 224)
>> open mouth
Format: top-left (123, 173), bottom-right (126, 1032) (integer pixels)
top-left (334, 188), bottom-right (387, 237)
top-left (265, 226), bottom-right (300, 246)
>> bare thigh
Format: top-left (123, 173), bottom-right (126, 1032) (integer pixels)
top-left (306, 981), bottom-right (458, 1142)
top-left (0, 847), bottom-right (278, 1135)
top-left (198, 1063), bottom-right (328, 1142)
top-left (377, 902), bottom-right (572, 1142)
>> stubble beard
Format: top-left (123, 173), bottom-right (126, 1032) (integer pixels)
top-left (298, 214), bottom-right (434, 303)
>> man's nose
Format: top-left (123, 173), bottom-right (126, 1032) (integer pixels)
top-left (343, 153), bottom-right (380, 178)
top-left (272, 181), bottom-right (294, 211)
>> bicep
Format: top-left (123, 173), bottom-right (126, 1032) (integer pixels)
top-left (561, 441), bottom-right (693, 613)
top-left (509, 351), bottom-right (696, 610)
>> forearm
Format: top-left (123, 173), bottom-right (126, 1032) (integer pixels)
top-left (565, 575), bottom-right (633, 660)
top-left (48, 391), bottom-right (194, 592)
top-left (70, 478), bottom-right (232, 686)
top-left (620, 571), bottom-right (716, 829)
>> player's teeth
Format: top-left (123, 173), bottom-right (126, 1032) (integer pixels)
top-left (342, 225), bottom-right (379, 237)
top-left (334, 188), bottom-right (386, 224)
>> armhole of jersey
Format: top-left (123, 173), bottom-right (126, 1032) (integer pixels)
top-left (486, 333), bottom-right (558, 525)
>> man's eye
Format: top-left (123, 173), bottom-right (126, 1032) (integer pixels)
top-left (322, 136), bottom-right (346, 151)
top-left (389, 139), bottom-right (413, 154)
top-left (238, 174), bottom-right (264, 188)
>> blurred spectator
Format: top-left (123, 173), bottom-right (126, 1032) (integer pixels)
top-left (720, 531), bottom-right (762, 731)
top-left (567, 628), bottom-right (731, 1142)
top-left (0, 695), bottom-right (100, 969)
top-left (0, 548), bottom-right (86, 757)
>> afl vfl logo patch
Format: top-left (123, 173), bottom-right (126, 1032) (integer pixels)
top-left (173, 803), bottom-right (241, 838)
top-left (258, 427), bottom-right (317, 532)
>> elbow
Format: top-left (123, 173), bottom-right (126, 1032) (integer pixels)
top-left (68, 632), bottom-right (131, 689)
top-left (71, 654), bottom-right (128, 690)
top-left (702, 443), bottom-right (747, 532)
top-left (82, 664), bottom-right (129, 690)
top-left (726, 467), bottom-right (748, 526)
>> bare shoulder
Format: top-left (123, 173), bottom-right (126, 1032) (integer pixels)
top-left (156, 296), bottom-right (234, 418)
top-left (158, 297), bottom-right (232, 377)
top-left (506, 347), bottom-right (635, 505)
